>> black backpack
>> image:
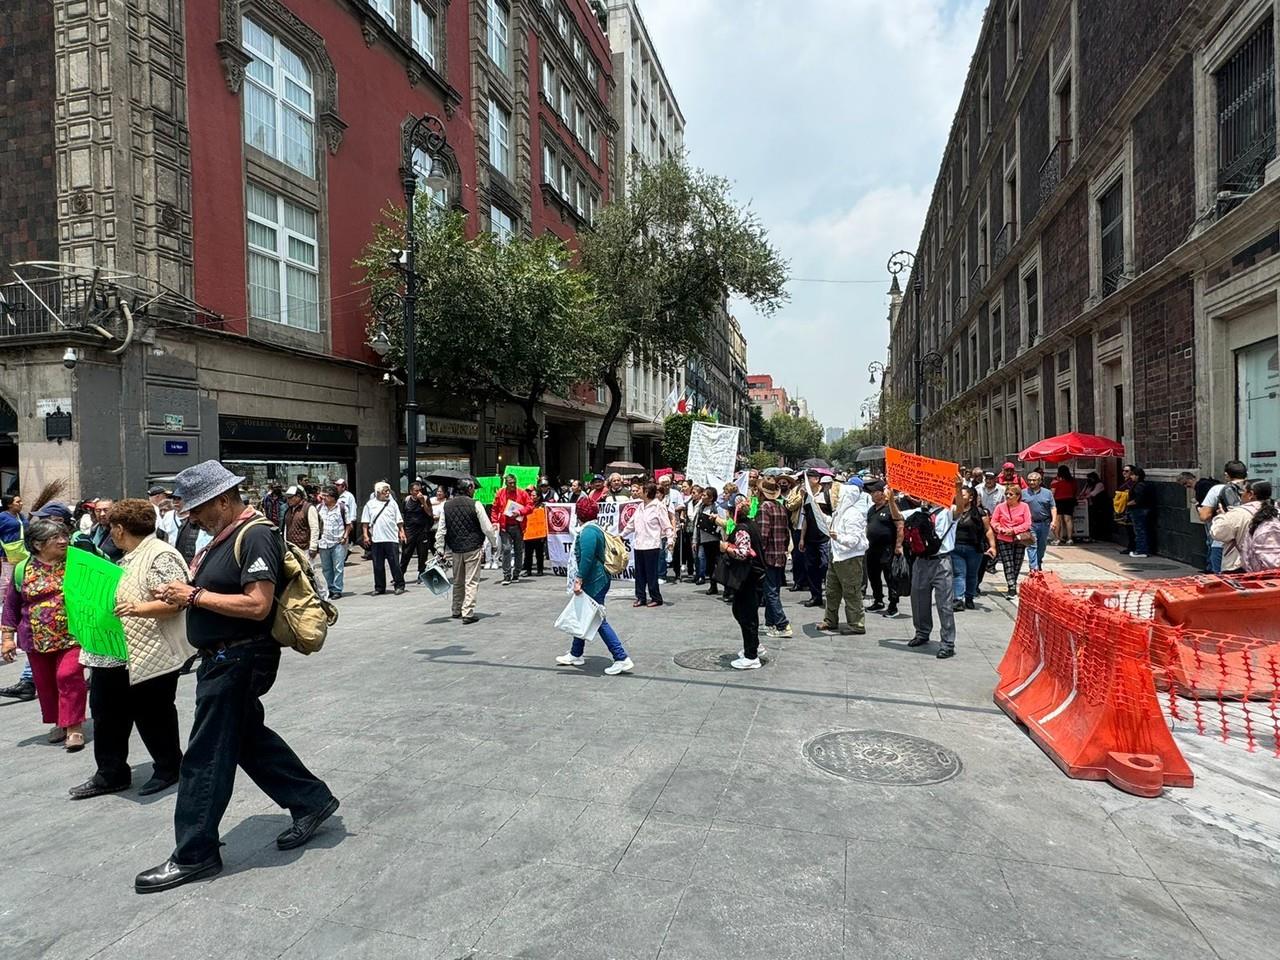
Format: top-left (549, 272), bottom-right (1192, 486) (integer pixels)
top-left (903, 509), bottom-right (942, 559)
top-left (1219, 483), bottom-right (1243, 509)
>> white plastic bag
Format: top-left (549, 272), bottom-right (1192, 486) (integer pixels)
top-left (554, 592), bottom-right (604, 643)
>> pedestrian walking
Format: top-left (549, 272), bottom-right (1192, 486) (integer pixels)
top-left (135, 460), bottom-right (338, 894)
top-left (69, 499), bottom-right (192, 800)
top-left (623, 482), bottom-right (671, 607)
top-left (1, 516), bottom-right (87, 750)
top-left (1021, 471), bottom-right (1056, 570)
top-left (718, 498), bottom-right (767, 670)
top-left (903, 480), bottom-right (961, 659)
top-left (362, 482), bottom-right (406, 595)
top-left (283, 486), bottom-right (326, 601)
top-left (1050, 465), bottom-right (1077, 545)
top-left (864, 481), bottom-right (903, 617)
top-left (435, 481), bottom-right (499, 624)
top-left (817, 478), bottom-right (868, 635)
top-left (400, 481), bottom-right (433, 582)
top-left (950, 487), bottom-right (996, 610)
top-left (990, 485), bottom-right (1033, 596)
top-left (491, 474), bottom-right (532, 585)
top-left (333, 479), bottom-right (359, 562)
top-left (756, 477), bottom-right (792, 639)
top-left (555, 496), bottom-right (633, 675)
top-left (316, 486), bottom-right (350, 598)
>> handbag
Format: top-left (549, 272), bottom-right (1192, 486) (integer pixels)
top-left (889, 554), bottom-right (912, 596)
top-left (1016, 530), bottom-right (1036, 545)
top-left (713, 552), bottom-right (751, 591)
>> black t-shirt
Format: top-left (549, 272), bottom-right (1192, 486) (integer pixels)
top-left (403, 495), bottom-right (430, 531)
top-left (188, 522), bottom-right (281, 648)
top-left (866, 503), bottom-right (897, 542)
top-left (955, 508), bottom-right (988, 548)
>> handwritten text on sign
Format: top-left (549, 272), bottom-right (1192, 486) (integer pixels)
top-left (63, 548), bottom-right (128, 660)
top-left (523, 506), bottom-right (548, 540)
top-left (885, 447), bottom-right (959, 508)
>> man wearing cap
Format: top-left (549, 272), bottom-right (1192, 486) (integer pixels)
top-left (999, 462), bottom-right (1027, 490)
top-left (797, 469), bottom-right (842, 608)
top-left (283, 486), bottom-right (326, 600)
top-left (362, 482), bottom-right (407, 595)
top-left (435, 480), bottom-right (500, 623)
top-left (135, 460), bottom-right (337, 894)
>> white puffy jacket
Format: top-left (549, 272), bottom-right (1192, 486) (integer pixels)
top-left (828, 488), bottom-right (870, 561)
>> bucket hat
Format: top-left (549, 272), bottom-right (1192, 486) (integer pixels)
top-left (172, 460), bottom-right (246, 510)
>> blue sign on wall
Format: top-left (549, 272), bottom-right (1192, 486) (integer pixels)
top-left (164, 440), bottom-right (189, 456)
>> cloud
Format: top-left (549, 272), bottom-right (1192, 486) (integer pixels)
top-left (638, 0), bottom-right (984, 428)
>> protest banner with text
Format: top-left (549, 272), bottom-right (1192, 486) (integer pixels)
top-left (885, 447), bottom-right (959, 507)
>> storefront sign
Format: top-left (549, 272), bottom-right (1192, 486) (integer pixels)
top-left (164, 440), bottom-right (189, 456)
top-left (220, 416), bottom-right (357, 446)
top-left (423, 416), bottom-right (479, 440)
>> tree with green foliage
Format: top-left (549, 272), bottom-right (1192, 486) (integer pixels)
top-left (766, 412), bottom-right (824, 464)
top-left (747, 404), bottom-right (768, 452)
top-left (659, 412), bottom-right (716, 468)
top-left (357, 209), bottom-right (598, 464)
top-left (578, 156), bottom-right (789, 473)
top-left (824, 428), bottom-right (875, 469)
top-left (748, 449), bottom-right (781, 471)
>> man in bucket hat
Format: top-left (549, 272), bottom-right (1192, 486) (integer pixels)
top-left (134, 460), bottom-right (338, 894)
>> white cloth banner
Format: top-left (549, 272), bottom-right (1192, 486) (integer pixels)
top-left (686, 421), bottom-right (740, 489)
top-left (545, 500), bottom-right (639, 580)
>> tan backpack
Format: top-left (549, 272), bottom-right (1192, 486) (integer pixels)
top-left (233, 517), bottom-right (337, 655)
top-left (601, 527), bottom-right (630, 576)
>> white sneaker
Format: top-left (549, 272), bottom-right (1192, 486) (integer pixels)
top-left (769, 625), bottom-right (792, 639)
top-left (1129, 552), bottom-right (1149, 559)
top-left (739, 647), bottom-right (768, 660)
top-left (731, 657), bottom-right (761, 670)
top-left (555, 653), bottom-right (585, 666)
top-left (604, 657), bottom-right (634, 675)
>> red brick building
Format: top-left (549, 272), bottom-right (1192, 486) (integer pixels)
top-left (885, 0), bottom-right (1280, 566)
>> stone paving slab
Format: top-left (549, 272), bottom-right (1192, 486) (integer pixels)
top-left (0, 559), bottom-right (1275, 959)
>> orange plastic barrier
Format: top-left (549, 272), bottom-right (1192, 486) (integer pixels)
top-left (1151, 575), bottom-right (1280, 700)
top-left (995, 572), bottom-right (1194, 796)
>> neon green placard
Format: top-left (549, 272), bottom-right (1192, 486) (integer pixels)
top-left (63, 548), bottom-right (128, 660)
top-left (503, 465), bottom-right (540, 489)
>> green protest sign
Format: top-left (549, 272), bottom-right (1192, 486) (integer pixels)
top-left (503, 465), bottom-right (540, 488)
top-left (475, 475), bottom-right (503, 505)
top-left (64, 548), bottom-right (128, 660)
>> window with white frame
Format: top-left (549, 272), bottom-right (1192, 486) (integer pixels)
top-left (961, 127), bottom-right (970, 186)
top-left (990, 295), bottom-right (1003, 370)
top-left (1006, 0), bottom-right (1022, 76)
top-left (542, 144), bottom-right (555, 185)
top-left (542, 59), bottom-right (555, 101)
top-left (487, 0), bottom-right (510, 74)
top-left (574, 179), bottom-right (585, 216)
top-left (1098, 179), bottom-right (1125, 295)
top-left (490, 205), bottom-right (515, 243)
top-left (411, 1), bottom-right (437, 68)
top-left (588, 192), bottom-right (598, 225)
top-left (559, 84), bottom-right (571, 122)
top-left (1021, 262), bottom-right (1040, 347)
top-left (558, 10), bottom-right (567, 37)
top-left (246, 182), bottom-right (319, 332)
top-left (372, 0), bottom-right (395, 28)
top-left (411, 146), bottom-right (448, 212)
top-left (979, 66), bottom-right (991, 136)
top-left (242, 17), bottom-right (315, 177)
top-left (587, 59), bottom-right (597, 85)
top-left (488, 98), bottom-right (511, 177)
top-left (559, 160), bottom-right (570, 199)
top-left (587, 121), bottom-right (598, 163)
top-left (575, 104), bottom-right (586, 143)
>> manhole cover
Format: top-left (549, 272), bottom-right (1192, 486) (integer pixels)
top-left (673, 647), bottom-right (770, 671)
top-left (803, 730), bottom-right (961, 785)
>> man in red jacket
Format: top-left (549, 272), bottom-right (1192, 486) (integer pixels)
top-left (491, 474), bottom-right (532, 584)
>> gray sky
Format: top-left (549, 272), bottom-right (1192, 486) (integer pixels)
top-left (640, 0), bottom-right (984, 430)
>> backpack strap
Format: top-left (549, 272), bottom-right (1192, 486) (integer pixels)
top-left (14, 557), bottom-right (27, 585)
top-left (233, 517), bottom-right (275, 565)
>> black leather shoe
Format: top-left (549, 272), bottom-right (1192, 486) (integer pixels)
top-left (964, 599), bottom-right (976, 610)
top-left (867, 601), bottom-right (885, 612)
top-left (0, 679), bottom-right (36, 701)
top-left (461, 615), bottom-right (479, 624)
top-left (802, 599), bottom-right (822, 608)
top-left (69, 777), bottom-right (129, 800)
top-left (135, 854), bottom-right (222, 893)
top-left (936, 647), bottom-right (956, 660)
top-left (907, 636), bottom-right (930, 647)
top-left (276, 795), bottom-right (340, 850)
top-left (137, 774), bottom-right (179, 797)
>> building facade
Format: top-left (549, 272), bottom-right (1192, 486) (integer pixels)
top-left (748, 373), bottom-right (789, 420)
top-left (685, 300), bottom-right (749, 443)
top-left (603, 0), bottom-right (686, 467)
top-left (886, 0), bottom-right (1280, 566)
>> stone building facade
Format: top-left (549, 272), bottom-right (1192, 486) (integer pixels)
top-left (885, 0), bottom-right (1280, 566)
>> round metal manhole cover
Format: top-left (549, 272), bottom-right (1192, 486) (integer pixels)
top-left (803, 730), bottom-right (961, 785)
top-left (673, 647), bottom-right (770, 671)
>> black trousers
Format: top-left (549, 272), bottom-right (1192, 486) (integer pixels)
top-left (732, 575), bottom-right (764, 659)
top-left (173, 641), bottom-right (331, 865)
top-left (633, 548), bottom-right (662, 603)
top-left (371, 540), bottom-right (405, 592)
top-left (865, 543), bottom-right (898, 607)
top-left (90, 665), bottom-right (182, 788)
top-left (522, 537), bottom-right (546, 575)
top-left (400, 525), bottom-right (431, 577)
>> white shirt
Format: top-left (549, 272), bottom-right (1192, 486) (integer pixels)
top-left (977, 483), bottom-right (1005, 515)
top-left (1202, 482), bottom-right (1243, 548)
top-left (900, 506), bottom-right (957, 556)
top-left (361, 496), bottom-right (403, 542)
top-left (337, 490), bottom-right (358, 526)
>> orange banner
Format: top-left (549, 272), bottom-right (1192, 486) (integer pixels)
top-left (524, 506), bottom-right (548, 540)
top-left (885, 447), bottom-right (959, 507)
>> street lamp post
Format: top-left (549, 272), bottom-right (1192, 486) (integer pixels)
top-left (887, 250), bottom-right (934, 455)
top-left (393, 113), bottom-right (448, 489)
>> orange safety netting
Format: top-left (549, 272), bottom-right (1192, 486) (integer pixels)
top-left (995, 571), bottom-right (1280, 795)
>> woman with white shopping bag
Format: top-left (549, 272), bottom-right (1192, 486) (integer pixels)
top-left (554, 497), bottom-right (633, 675)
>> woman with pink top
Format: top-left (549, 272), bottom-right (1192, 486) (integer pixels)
top-left (990, 484), bottom-right (1034, 596)
top-left (623, 482), bottom-right (672, 607)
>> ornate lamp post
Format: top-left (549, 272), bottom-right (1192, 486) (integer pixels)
top-left (887, 250), bottom-right (932, 455)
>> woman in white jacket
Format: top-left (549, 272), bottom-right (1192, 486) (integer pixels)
top-left (816, 478), bottom-right (870, 635)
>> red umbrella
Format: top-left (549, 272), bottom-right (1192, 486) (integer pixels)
top-left (1018, 432), bottom-right (1125, 463)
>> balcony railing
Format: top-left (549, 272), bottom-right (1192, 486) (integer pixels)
top-left (1216, 15), bottom-right (1275, 211)
top-left (1038, 138), bottom-right (1072, 207)
top-left (991, 221), bottom-right (1014, 267)
top-left (0, 276), bottom-right (94, 339)
top-left (968, 262), bottom-right (987, 298)
top-left (1100, 250), bottom-right (1126, 297)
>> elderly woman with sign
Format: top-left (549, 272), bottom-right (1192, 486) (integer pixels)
top-left (67, 499), bottom-right (194, 800)
top-left (1, 515), bottom-right (88, 750)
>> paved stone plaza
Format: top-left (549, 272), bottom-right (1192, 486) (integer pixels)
top-left (1, 555), bottom-right (1277, 959)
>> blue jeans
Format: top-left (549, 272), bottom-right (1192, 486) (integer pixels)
top-left (951, 543), bottom-right (983, 601)
top-left (697, 541), bottom-right (715, 581)
top-left (763, 565), bottom-right (788, 628)
top-left (569, 584), bottom-right (628, 661)
top-left (1027, 521), bottom-right (1050, 570)
top-left (319, 543), bottom-right (347, 594)
top-left (1205, 528), bottom-right (1222, 573)
top-left (658, 537), bottom-right (668, 579)
top-left (1130, 507), bottom-right (1151, 555)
